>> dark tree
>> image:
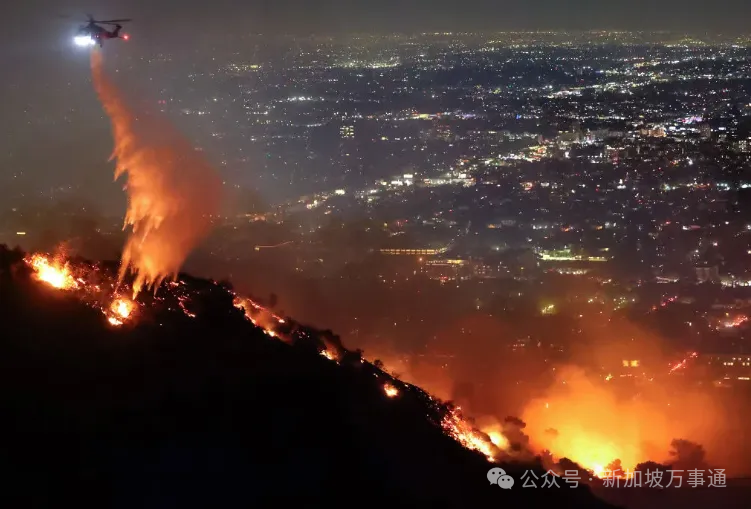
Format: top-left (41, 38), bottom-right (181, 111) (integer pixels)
top-left (634, 461), bottom-right (671, 474)
top-left (669, 439), bottom-right (708, 471)
top-left (558, 457), bottom-right (588, 478)
top-left (504, 416), bottom-right (531, 453)
top-left (606, 459), bottom-right (623, 477)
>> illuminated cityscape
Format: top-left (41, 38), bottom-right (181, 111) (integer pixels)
top-left (6, 32), bottom-right (751, 389)
top-left (5, 27), bottom-right (751, 505)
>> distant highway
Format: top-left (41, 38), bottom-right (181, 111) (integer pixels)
top-left (254, 241), bottom-right (294, 251)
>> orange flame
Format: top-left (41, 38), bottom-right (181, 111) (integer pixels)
top-left (442, 407), bottom-right (503, 462)
top-left (25, 254), bottom-right (140, 328)
top-left (383, 383), bottom-right (399, 398)
top-left (106, 297), bottom-right (135, 327)
top-left (522, 366), bottom-right (676, 475)
top-left (482, 427), bottom-right (510, 451)
top-left (112, 298), bottom-right (133, 319)
top-left (233, 296), bottom-right (290, 342)
top-left (27, 254), bottom-right (77, 290)
top-left (669, 351), bottom-right (698, 374)
top-left (321, 349), bottom-right (337, 362)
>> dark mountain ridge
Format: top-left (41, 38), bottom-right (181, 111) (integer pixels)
top-left (0, 245), bottom-right (617, 508)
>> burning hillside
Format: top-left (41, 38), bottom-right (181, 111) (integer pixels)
top-left (25, 252), bottom-right (137, 326)
top-left (1, 48), bottom-right (728, 507)
top-left (15, 250), bottom-right (735, 487)
top-left (0, 246), bottom-right (622, 507)
top-left (20, 250), bottom-right (511, 463)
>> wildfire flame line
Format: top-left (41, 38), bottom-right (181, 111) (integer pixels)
top-left (669, 351), bottom-right (698, 374)
top-left (25, 252), bottom-right (506, 463)
top-left (25, 253), bottom-right (137, 327)
top-left (27, 254), bottom-right (77, 290)
top-left (442, 407), bottom-right (504, 462)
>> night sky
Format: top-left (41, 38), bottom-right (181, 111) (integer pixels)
top-left (3, 0), bottom-right (751, 43)
top-left (2, 0), bottom-right (751, 216)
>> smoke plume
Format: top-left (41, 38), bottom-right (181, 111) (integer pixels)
top-left (90, 51), bottom-right (221, 296)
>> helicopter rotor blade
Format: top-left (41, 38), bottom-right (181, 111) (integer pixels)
top-left (94, 19), bottom-right (132, 23)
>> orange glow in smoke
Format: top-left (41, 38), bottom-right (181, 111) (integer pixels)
top-left (522, 366), bottom-right (672, 475)
top-left (484, 429), bottom-right (510, 451)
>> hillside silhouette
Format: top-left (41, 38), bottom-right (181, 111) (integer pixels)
top-left (0, 245), bottom-right (618, 508)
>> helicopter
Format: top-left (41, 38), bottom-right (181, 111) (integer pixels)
top-left (73, 15), bottom-right (132, 47)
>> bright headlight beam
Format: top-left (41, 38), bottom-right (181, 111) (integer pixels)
top-left (74, 35), bottom-right (95, 47)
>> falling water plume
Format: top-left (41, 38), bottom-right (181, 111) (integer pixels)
top-left (90, 51), bottom-right (221, 297)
